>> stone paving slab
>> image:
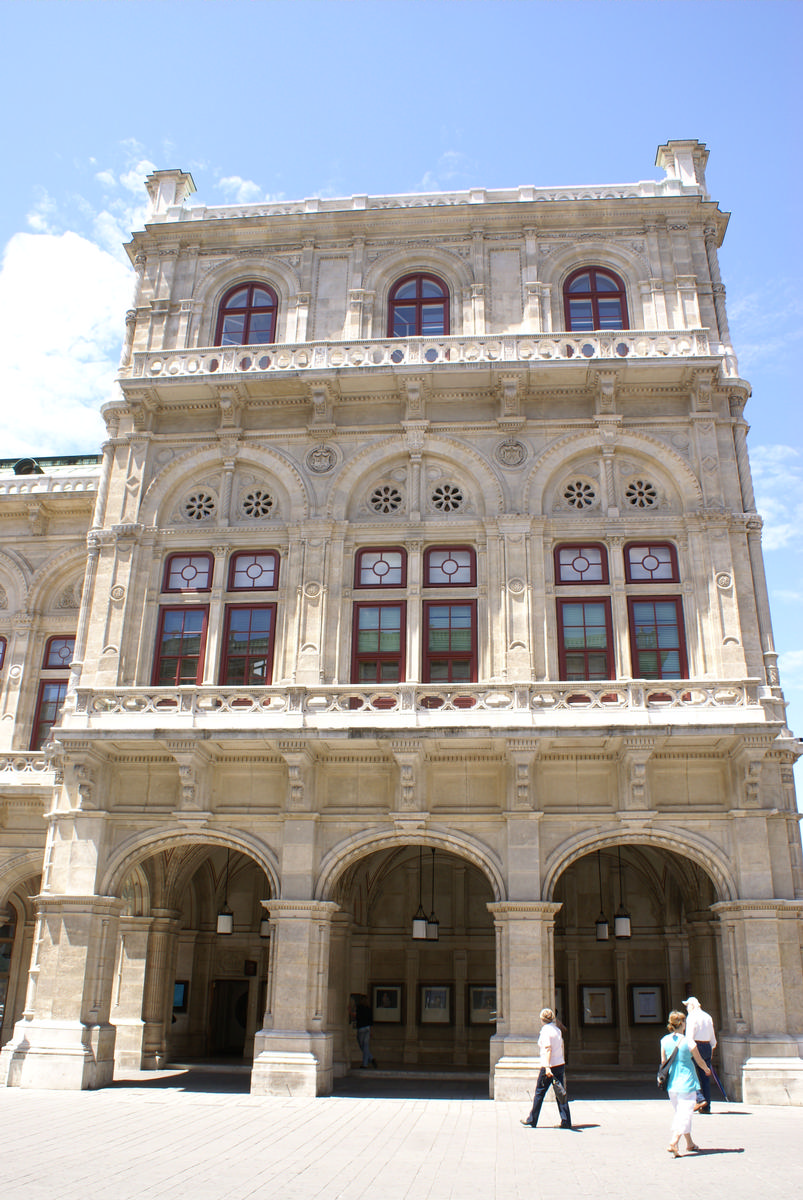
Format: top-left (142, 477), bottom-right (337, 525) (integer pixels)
top-left (2, 1077), bottom-right (801, 1200)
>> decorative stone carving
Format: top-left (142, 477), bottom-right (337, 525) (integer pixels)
top-left (495, 439), bottom-right (528, 468)
top-left (306, 445), bottom-right (337, 474)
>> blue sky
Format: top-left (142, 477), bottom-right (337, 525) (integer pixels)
top-left (1, 0), bottom-right (801, 758)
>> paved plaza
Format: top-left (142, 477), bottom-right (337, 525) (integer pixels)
top-left (2, 1068), bottom-right (801, 1200)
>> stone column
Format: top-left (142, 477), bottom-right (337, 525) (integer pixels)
top-left (0, 891), bottom-right (123, 1089)
top-left (487, 900), bottom-right (562, 1100)
top-left (712, 899), bottom-right (803, 1103)
top-left (110, 915), bottom-right (151, 1070)
top-left (140, 909), bottom-right (181, 1069)
top-left (251, 899), bottom-right (339, 1097)
top-left (328, 912), bottom-right (351, 1078)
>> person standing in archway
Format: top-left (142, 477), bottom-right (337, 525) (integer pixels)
top-left (661, 1010), bottom-right (712, 1157)
top-left (683, 996), bottom-right (717, 1114)
top-left (352, 993), bottom-right (378, 1070)
top-left (520, 1008), bottom-right (572, 1129)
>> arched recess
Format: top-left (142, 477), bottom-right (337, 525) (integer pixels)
top-left (523, 429), bottom-right (703, 516)
top-left (138, 444), bottom-right (312, 530)
top-left (542, 826), bottom-right (736, 904)
top-left (190, 256), bottom-right (303, 348)
top-left (102, 827), bottom-right (280, 899)
top-left (545, 832), bottom-right (728, 1072)
top-left (325, 433), bottom-right (505, 523)
top-left (106, 829), bottom-right (280, 1071)
top-left (539, 242), bottom-right (650, 331)
top-left (26, 546), bottom-right (89, 616)
top-left (363, 247), bottom-right (474, 338)
top-left (0, 549), bottom-right (31, 614)
top-left (318, 827), bottom-right (502, 1076)
top-left (315, 826), bottom-right (506, 903)
top-left (0, 862), bottom-right (41, 1046)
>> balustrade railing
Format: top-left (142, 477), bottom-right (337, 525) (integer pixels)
top-left (129, 329), bottom-right (712, 382)
top-left (69, 679), bottom-right (761, 731)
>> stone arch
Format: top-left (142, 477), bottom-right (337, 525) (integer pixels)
top-left (26, 546), bottom-right (89, 615)
top-left (523, 428), bottom-right (703, 516)
top-left (138, 443), bottom-right (311, 529)
top-left (364, 247), bottom-right (474, 337)
top-left (539, 240), bottom-right (650, 331)
top-left (0, 550), bottom-right (30, 614)
top-left (0, 852), bottom-right (42, 914)
top-left (315, 825), bottom-right (506, 903)
top-left (325, 433), bottom-right (505, 522)
top-left (100, 826), bottom-right (281, 900)
top-left (190, 256), bottom-right (303, 347)
top-left (542, 825), bottom-right (736, 905)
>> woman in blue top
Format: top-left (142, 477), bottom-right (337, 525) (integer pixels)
top-left (660, 1010), bottom-right (712, 1157)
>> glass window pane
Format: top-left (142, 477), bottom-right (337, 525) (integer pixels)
top-left (557, 546), bottom-right (604, 583)
top-left (45, 637), bottom-right (75, 668)
top-left (247, 314), bottom-right (274, 342)
top-left (395, 281), bottom-right (417, 299)
top-left (252, 288), bottom-right (275, 306)
top-left (450, 662), bottom-right (471, 680)
top-left (231, 553), bottom-right (277, 589)
top-left (379, 662), bottom-right (401, 682)
top-left (428, 661), bottom-right (450, 681)
top-left (421, 305), bottom-right (446, 335)
top-left (221, 314), bottom-right (246, 345)
top-left (568, 273), bottom-right (591, 293)
top-left (227, 288), bottom-right (250, 307)
top-left (595, 273), bottom-right (618, 292)
top-left (598, 299), bottom-right (624, 328)
top-left (359, 551), bottom-right (403, 586)
top-left (392, 306), bottom-right (416, 336)
top-left (167, 555), bottom-right (211, 590)
top-left (427, 549), bottom-right (473, 585)
top-left (421, 279), bottom-right (446, 298)
top-left (568, 299), bottom-right (594, 331)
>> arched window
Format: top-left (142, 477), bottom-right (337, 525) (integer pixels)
top-left (214, 282), bottom-right (278, 346)
top-left (388, 274), bottom-right (449, 337)
top-left (563, 268), bottom-right (628, 332)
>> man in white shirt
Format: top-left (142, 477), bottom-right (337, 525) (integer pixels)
top-left (521, 1007), bottom-right (573, 1129)
top-left (683, 996), bottom-right (717, 1113)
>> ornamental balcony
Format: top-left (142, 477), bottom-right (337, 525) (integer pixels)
top-left (66, 678), bottom-right (767, 740)
top-left (127, 328), bottom-right (716, 386)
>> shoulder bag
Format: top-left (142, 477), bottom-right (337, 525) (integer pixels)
top-left (657, 1043), bottom-right (679, 1091)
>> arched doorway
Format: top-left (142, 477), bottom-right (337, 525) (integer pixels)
top-left (0, 872), bottom-right (39, 1049)
top-left (111, 843), bottom-right (274, 1072)
top-left (552, 844), bottom-right (721, 1072)
top-left (325, 845), bottom-right (496, 1078)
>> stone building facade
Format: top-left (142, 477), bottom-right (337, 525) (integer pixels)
top-left (1, 140), bottom-right (801, 1102)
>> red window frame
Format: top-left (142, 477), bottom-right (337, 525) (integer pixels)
top-left (624, 542), bottom-right (680, 584)
top-left (352, 602), bottom-right (406, 684)
top-left (227, 551), bottom-right (280, 592)
top-left (563, 267), bottom-right (629, 332)
top-left (422, 600), bottom-right (477, 683)
top-left (219, 604), bottom-right (277, 686)
top-left (628, 597), bottom-right (687, 680)
top-left (554, 543), bottom-right (609, 585)
top-left (354, 547), bottom-right (407, 589)
top-left (31, 679), bottom-right (69, 750)
top-left (42, 635), bottom-right (75, 669)
top-left (0, 637), bottom-right (6, 669)
top-left (214, 282), bottom-right (279, 347)
top-left (424, 546), bottom-right (476, 587)
top-left (557, 599), bottom-right (614, 680)
top-left (162, 553), bottom-right (213, 593)
top-left (152, 606), bottom-right (209, 686)
top-left (388, 273), bottom-right (450, 338)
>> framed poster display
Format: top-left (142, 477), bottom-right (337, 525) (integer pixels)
top-left (420, 984), bottom-right (451, 1024)
top-left (630, 984), bottom-right (664, 1024)
top-left (469, 985), bottom-right (496, 1024)
top-left (172, 981), bottom-right (188, 1013)
top-left (372, 985), bottom-right (403, 1023)
top-left (580, 985), bottom-right (614, 1026)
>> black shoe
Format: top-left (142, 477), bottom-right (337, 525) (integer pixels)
top-left (371, 1059), bottom-right (378, 1069)
top-left (560, 1122), bottom-right (573, 1129)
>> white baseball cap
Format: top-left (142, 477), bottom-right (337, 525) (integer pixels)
top-left (682, 996), bottom-right (700, 1007)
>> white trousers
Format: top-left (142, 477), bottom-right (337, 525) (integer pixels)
top-left (669, 1089), bottom-right (696, 1136)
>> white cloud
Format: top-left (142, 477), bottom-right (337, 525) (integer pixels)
top-left (748, 444), bottom-right (803, 550)
top-left (0, 230), bottom-right (132, 456)
top-left (218, 175), bottom-right (265, 204)
top-left (412, 150), bottom-right (477, 193)
top-left (779, 650), bottom-right (803, 693)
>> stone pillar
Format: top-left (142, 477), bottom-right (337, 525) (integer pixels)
top-left (487, 900), bottom-right (562, 1100)
top-left (328, 912), bottom-right (351, 1078)
top-left (712, 899), bottom-right (803, 1104)
top-left (251, 899), bottom-right (339, 1097)
top-left (110, 915), bottom-right (150, 1070)
top-left (0, 892), bottom-right (123, 1089)
top-left (140, 909), bottom-right (181, 1069)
